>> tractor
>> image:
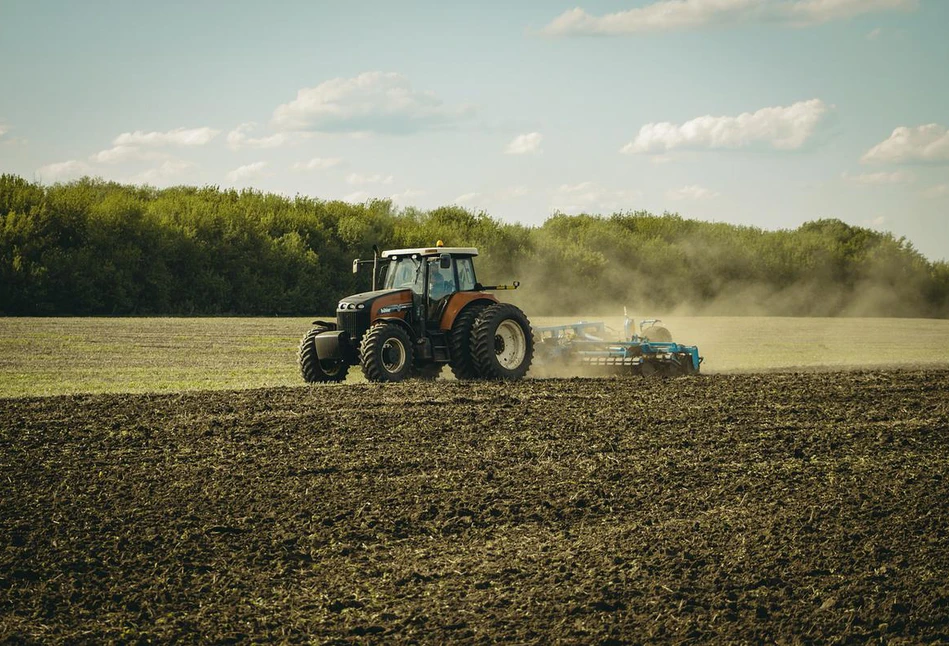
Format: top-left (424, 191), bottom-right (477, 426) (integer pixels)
top-left (298, 242), bottom-right (534, 383)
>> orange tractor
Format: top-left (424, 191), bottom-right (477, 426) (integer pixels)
top-left (298, 243), bottom-right (533, 383)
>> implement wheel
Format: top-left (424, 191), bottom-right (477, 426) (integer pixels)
top-left (449, 303), bottom-right (487, 380)
top-left (643, 326), bottom-right (672, 342)
top-left (471, 303), bottom-right (534, 380)
top-left (360, 323), bottom-right (414, 383)
top-left (298, 327), bottom-right (349, 383)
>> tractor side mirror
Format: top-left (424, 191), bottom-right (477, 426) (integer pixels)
top-left (352, 259), bottom-right (359, 274)
top-left (439, 253), bottom-right (451, 270)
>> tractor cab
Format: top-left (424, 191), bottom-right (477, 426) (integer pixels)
top-left (379, 245), bottom-right (479, 327)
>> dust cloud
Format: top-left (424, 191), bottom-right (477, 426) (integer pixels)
top-left (471, 229), bottom-right (947, 375)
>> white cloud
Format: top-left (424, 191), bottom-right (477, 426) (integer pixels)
top-left (861, 124), bottom-right (949, 164)
top-left (866, 27), bottom-right (883, 39)
top-left (452, 186), bottom-right (529, 206)
top-left (621, 99), bottom-right (829, 154)
top-left (291, 157), bottom-right (343, 171)
top-left (346, 172), bottom-right (394, 186)
top-left (557, 182), bottom-right (595, 194)
top-left (113, 127), bottom-right (220, 147)
top-left (89, 127), bottom-right (218, 165)
top-left (134, 160), bottom-right (197, 184)
top-left (781, 0), bottom-right (917, 26)
top-left (924, 184), bottom-right (949, 199)
top-left (0, 123), bottom-right (25, 147)
top-left (841, 170), bottom-right (913, 185)
top-left (343, 191), bottom-right (370, 203)
top-left (390, 189), bottom-right (425, 203)
top-left (499, 185), bottom-right (530, 199)
top-left (90, 145), bottom-right (167, 164)
top-left (541, 0), bottom-right (918, 36)
top-left (666, 185), bottom-right (721, 200)
top-left (271, 71), bottom-right (474, 134)
top-left (505, 132), bottom-right (543, 155)
top-left (864, 215), bottom-right (887, 228)
top-left (36, 160), bottom-right (93, 182)
top-left (226, 122), bottom-right (290, 150)
top-left (454, 192), bottom-right (482, 204)
top-left (542, 0), bottom-right (759, 35)
top-left (552, 181), bottom-right (641, 213)
top-left (226, 161), bottom-right (271, 183)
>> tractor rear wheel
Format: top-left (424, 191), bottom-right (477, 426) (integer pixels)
top-left (471, 303), bottom-right (534, 380)
top-left (298, 327), bottom-right (349, 383)
top-left (449, 303), bottom-right (487, 380)
top-left (643, 326), bottom-right (672, 342)
top-left (360, 323), bottom-right (415, 383)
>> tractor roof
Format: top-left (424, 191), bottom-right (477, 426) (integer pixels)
top-left (382, 246), bottom-right (479, 258)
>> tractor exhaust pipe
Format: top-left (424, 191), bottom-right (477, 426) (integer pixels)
top-left (372, 245), bottom-right (379, 291)
top-left (352, 244), bottom-right (382, 291)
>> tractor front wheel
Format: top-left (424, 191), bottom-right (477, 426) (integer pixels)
top-left (298, 327), bottom-right (349, 383)
top-left (360, 323), bottom-right (415, 383)
top-left (471, 303), bottom-right (534, 380)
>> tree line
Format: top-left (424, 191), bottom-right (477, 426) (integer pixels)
top-left (2, 174), bottom-right (947, 317)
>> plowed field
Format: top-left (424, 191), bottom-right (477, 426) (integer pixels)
top-left (3, 371), bottom-right (949, 643)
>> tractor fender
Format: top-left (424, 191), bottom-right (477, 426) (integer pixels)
top-left (374, 316), bottom-right (417, 340)
top-left (440, 293), bottom-right (499, 331)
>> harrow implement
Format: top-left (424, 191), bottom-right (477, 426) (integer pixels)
top-left (533, 316), bottom-right (702, 377)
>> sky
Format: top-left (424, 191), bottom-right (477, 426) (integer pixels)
top-left (1, 0), bottom-right (947, 259)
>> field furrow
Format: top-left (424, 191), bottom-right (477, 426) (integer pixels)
top-left (2, 372), bottom-right (948, 642)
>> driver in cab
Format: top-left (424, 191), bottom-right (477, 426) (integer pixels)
top-left (429, 266), bottom-right (454, 301)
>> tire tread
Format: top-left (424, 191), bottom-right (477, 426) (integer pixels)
top-left (449, 303), bottom-right (488, 380)
top-left (298, 326), bottom-right (349, 383)
top-left (360, 323), bottom-right (414, 383)
top-left (470, 303), bottom-right (534, 380)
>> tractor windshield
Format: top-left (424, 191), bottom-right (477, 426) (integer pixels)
top-left (383, 256), bottom-right (422, 290)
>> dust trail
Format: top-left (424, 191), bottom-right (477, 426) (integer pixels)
top-left (482, 220), bottom-right (944, 321)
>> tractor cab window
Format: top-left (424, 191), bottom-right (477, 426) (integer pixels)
top-left (456, 257), bottom-right (476, 291)
top-left (384, 256), bottom-right (422, 291)
top-left (428, 258), bottom-right (457, 301)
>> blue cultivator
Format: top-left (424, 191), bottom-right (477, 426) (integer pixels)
top-left (533, 312), bottom-right (702, 377)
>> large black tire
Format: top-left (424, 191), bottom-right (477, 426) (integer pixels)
top-left (298, 327), bottom-right (349, 383)
top-left (449, 303), bottom-right (488, 380)
top-left (360, 323), bottom-right (415, 383)
top-left (471, 303), bottom-right (534, 380)
top-left (643, 325), bottom-right (672, 342)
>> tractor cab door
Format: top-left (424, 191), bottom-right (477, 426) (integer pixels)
top-left (426, 256), bottom-right (459, 326)
top-left (428, 255), bottom-right (480, 328)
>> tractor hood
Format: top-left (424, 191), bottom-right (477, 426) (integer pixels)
top-left (337, 289), bottom-right (413, 316)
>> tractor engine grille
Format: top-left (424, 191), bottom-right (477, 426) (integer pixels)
top-left (338, 310), bottom-right (370, 347)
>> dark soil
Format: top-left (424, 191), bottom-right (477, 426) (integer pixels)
top-left (2, 371), bottom-right (949, 643)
